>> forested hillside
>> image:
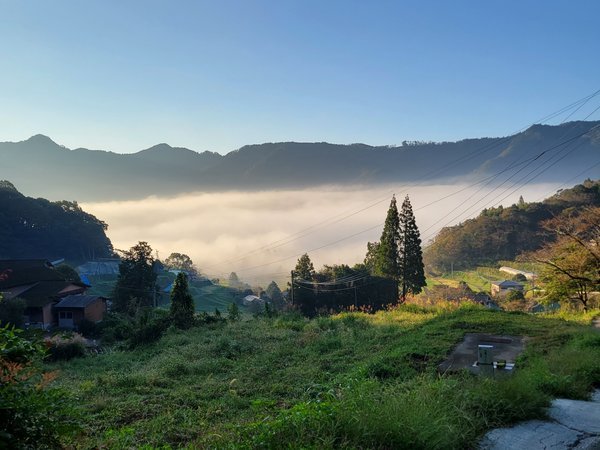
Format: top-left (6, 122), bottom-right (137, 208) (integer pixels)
top-left (424, 179), bottom-right (600, 272)
top-left (0, 180), bottom-right (113, 262)
top-left (1, 121), bottom-right (599, 201)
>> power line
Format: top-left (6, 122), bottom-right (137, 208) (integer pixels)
top-left (531, 160), bottom-right (600, 203)
top-left (202, 89), bottom-right (600, 271)
top-left (231, 120), bottom-right (600, 275)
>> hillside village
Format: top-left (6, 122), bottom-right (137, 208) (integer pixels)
top-left (3, 3), bottom-right (600, 447)
top-left (1, 178), bottom-right (599, 448)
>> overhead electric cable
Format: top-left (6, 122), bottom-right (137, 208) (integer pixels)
top-left (202, 89), bottom-right (600, 271)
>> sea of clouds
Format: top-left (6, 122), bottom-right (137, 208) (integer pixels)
top-left (82, 182), bottom-right (560, 286)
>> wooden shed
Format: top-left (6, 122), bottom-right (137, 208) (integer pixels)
top-left (53, 295), bottom-right (107, 329)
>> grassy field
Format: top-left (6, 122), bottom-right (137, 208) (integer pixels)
top-left (427, 265), bottom-right (541, 294)
top-left (85, 274), bottom-right (240, 313)
top-left (49, 304), bottom-right (600, 449)
top-left (191, 284), bottom-right (238, 313)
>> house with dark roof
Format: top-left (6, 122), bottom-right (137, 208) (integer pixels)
top-left (54, 295), bottom-right (107, 329)
top-left (0, 259), bottom-right (90, 329)
top-left (490, 280), bottom-right (524, 297)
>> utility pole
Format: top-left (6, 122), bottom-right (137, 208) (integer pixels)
top-left (290, 270), bottom-right (295, 306)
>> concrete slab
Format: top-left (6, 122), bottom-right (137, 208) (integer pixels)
top-left (549, 399), bottom-right (600, 434)
top-left (574, 436), bottom-right (600, 450)
top-left (438, 333), bottom-right (527, 374)
top-left (479, 420), bottom-right (583, 449)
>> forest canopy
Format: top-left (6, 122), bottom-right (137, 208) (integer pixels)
top-left (0, 180), bottom-right (113, 262)
top-left (423, 180), bottom-right (600, 273)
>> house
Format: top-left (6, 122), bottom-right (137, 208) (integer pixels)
top-left (490, 280), bottom-right (524, 297)
top-left (242, 295), bottom-right (263, 306)
top-left (54, 295), bottom-right (107, 329)
top-left (76, 259), bottom-right (120, 276)
top-left (0, 259), bottom-right (90, 329)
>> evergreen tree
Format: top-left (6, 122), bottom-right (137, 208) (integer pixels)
top-left (364, 241), bottom-right (380, 273)
top-left (112, 241), bottom-right (157, 314)
top-left (227, 302), bottom-right (240, 321)
top-left (164, 252), bottom-right (197, 276)
top-left (170, 272), bottom-right (195, 329)
top-left (398, 195), bottom-right (426, 299)
top-left (294, 253), bottom-right (315, 281)
top-left (374, 195), bottom-right (401, 281)
top-left (265, 281), bottom-right (284, 308)
top-left (228, 272), bottom-right (240, 288)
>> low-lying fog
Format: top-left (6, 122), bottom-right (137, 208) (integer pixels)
top-left (82, 183), bottom-right (560, 286)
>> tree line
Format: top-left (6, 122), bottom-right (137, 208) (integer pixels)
top-left (291, 195), bottom-right (426, 315)
top-left (0, 180), bottom-right (113, 262)
top-left (423, 180), bottom-right (600, 273)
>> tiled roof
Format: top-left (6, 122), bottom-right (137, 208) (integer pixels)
top-left (0, 260), bottom-right (62, 289)
top-left (492, 280), bottom-right (523, 288)
top-left (0, 259), bottom-right (88, 307)
top-left (54, 295), bottom-right (106, 308)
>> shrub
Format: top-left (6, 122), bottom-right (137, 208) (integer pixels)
top-left (0, 325), bottom-right (79, 447)
top-left (45, 333), bottom-right (87, 361)
top-left (0, 296), bottom-right (25, 327)
top-left (505, 290), bottom-right (525, 302)
top-left (97, 312), bottom-right (134, 344)
top-left (227, 302), bottom-right (240, 321)
top-left (128, 308), bottom-right (171, 348)
top-left (78, 318), bottom-right (100, 338)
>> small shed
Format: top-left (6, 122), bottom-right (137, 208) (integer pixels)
top-left (54, 295), bottom-right (107, 329)
top-left (243, 295), bottom-right (263, 306)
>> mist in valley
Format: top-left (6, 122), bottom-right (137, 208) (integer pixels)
top-left (81, 182), bottom-right (561, 286)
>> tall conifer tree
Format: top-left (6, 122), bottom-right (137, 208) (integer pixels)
top-left (170, 272), bottom-right (195, 329)
top-left (398, 195), bottom-right (426, 299)
top-left (294, 253), bottom-right (316, 281)
top-left (113, 241), bottom-right (157, 314)
top-left (374, 195), bottom-right (401, 282)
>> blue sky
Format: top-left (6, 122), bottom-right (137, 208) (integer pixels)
top-left (1, 0), bottom-right (599, 154)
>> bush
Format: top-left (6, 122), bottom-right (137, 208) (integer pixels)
top-left (0, 296), bottom-right (25, 327)
top-left (128, 308), bottom-right (171, 348)
top-left (78, 318), bottom-right (100, 338)
top-left (227, 302), bottom-right (240, 321)
top-left (45, 333), bottom-right (87, 361)
top-left (97, 312), bottom-right (135, 344)
top-left (505, 290), bottom-right (525, 302)
top-left (0, 325), bottom-right (79, 447)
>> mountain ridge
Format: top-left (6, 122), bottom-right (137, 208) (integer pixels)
top-left (1, 121), bottom-right (599, 201)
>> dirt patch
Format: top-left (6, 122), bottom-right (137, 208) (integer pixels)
top-left (438, 333), bottom-right (527, 374)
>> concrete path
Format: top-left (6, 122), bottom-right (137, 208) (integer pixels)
top-left (479, 390), bottom-right (600, 449)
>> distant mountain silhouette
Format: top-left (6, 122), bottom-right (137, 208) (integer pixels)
top-left (1, 121), bottom-right (598, 201)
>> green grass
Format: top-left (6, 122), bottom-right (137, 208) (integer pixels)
top-left (429, 265), bottom-right (538, 293)
top-left (85, 274), bottom-right (240, 313)
top-left (50, 305), bottom-right (600, 449)
top-left (191, 284), bottom-right (238, 313)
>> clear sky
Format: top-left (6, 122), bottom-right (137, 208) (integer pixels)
top-left (1, 0), bottom-right (599, 154)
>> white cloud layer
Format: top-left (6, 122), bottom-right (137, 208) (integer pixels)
top-left (82, 183), bottom-right (560, 286)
